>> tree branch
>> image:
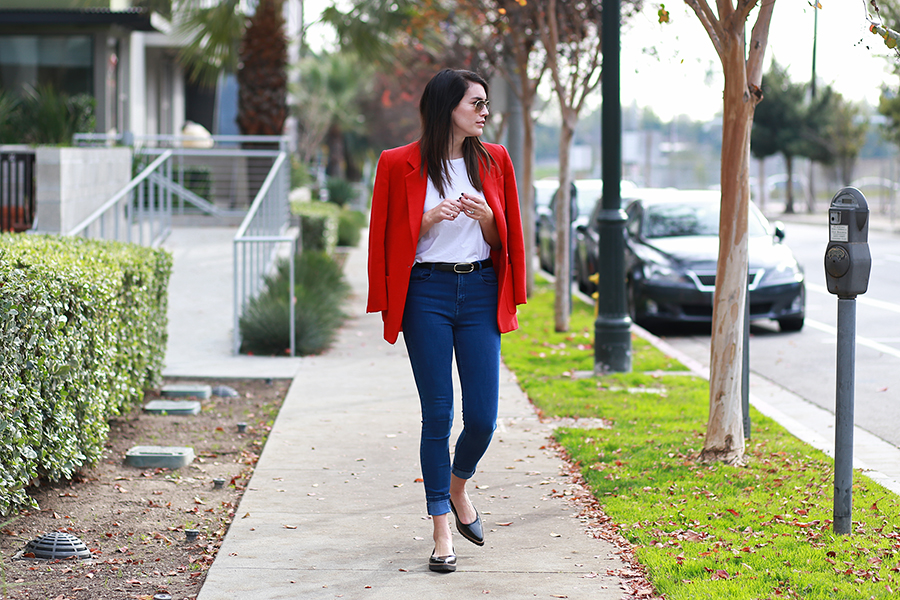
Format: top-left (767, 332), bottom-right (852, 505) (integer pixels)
top-left (685, 0), bottom-right (725, 59)
top-left (746, 0), bottom-right (775, 89)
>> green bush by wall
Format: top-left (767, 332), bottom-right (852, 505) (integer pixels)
top-left (0, 234), bottom-right (172, 515)
top-left (238, 251), bottom-right (349, 356)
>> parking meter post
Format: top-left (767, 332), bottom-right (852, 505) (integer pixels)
top-left (742, 275), bottom-right (751, 440)
top-left (594, 0), bottom-right (632, 374)
top-left (833, 297), bottom-right (856, 534)
top-left (823, 186), bottom-right (871, 536)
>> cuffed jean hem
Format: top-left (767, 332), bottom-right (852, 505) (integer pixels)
top-left (452, 448), bottom-right (492, 480)
top-left (427, 497), bottom-right (452, 517)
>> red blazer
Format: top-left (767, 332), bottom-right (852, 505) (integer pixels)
top-left (367, 141), bottom-right (527, 344)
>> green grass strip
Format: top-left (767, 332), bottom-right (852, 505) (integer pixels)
top-left (502, 279), bottom-right (900, 600)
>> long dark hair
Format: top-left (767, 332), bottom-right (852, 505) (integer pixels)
top-left (419, 69), bottom-right (496, 197)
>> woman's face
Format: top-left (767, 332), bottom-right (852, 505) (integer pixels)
top-left (450, 82), bottom-right (489, 142)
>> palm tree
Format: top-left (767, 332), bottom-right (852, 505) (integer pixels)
top-left (237, 0), bottom-right (288, 135)
top-left (292, 52), bottom-right (373, 179)
top-left (170, 0), bottom-right (245, 88)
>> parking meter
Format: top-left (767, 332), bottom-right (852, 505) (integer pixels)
top-left (824, 187), bottom-right (871, 298)
top-left (824, 187), bottom-right (871, 535)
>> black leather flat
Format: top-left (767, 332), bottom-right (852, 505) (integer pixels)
top-left (450, 499), bottom-right (484, 546)
top-left (429, 548), bottom-right (457, 573)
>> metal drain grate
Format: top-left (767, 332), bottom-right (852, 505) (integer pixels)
top-left (24, 531), bottom-right (92, 560)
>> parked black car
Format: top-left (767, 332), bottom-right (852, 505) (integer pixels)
top-left (536, 179), bottom-right (604, 274)
top-left (574, 189), bottom-right (806, 332)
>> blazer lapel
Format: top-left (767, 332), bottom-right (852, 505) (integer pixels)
top-left (480, 161), bottom-right (507, 242)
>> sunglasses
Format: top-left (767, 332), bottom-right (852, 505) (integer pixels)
top-left (472, 99), bottom-right (490, 112)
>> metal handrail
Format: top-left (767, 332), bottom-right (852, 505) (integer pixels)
top-left (67, 150), bottom-right (174, 245)
top-left (233, 152), bottom-right (297, 356)
top-left (73, 133), bottom-right (290, 151)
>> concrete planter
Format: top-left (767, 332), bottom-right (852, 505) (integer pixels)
top-left (34, 146), bottom-right (132, 234)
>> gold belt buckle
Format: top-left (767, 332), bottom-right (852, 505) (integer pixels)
top-left (454, 262), bottom-right (475, 274)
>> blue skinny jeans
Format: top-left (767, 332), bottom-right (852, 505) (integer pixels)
top-left (401, 264), bottom-right (500, 516)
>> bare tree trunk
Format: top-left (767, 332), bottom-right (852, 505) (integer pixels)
top-left (700, 37), bottom-right (757, 467)
top-left (687, 0), bottom-right (774, 468)
top-left (553, 117), bottom-right (575, 332)
top-left (516, 72), bottom-right (538, 297)
top-left (783, 155), bottom-right (795, 214)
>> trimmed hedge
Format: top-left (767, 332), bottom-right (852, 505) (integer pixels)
top-left (0, 234), bottom-right (172, 515)
top-left (337, 209), bottom-right (366, 247)
top-left (291, 199), bottom-right (339, 253)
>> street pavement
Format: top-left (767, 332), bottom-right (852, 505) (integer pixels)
top-left (161, 217), bottom-right (900, 600)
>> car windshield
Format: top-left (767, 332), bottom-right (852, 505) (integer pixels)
top-left (575, 183), bottom-right (603, 215)
top-left (642, 201), bottom-right (768, 238)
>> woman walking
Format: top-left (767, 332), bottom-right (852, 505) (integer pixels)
top-left (366, 68), bottom-right (527, 572)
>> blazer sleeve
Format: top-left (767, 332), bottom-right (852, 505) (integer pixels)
top-left (500, 148), bottom-right (528, 307)
top-left (366, 151), bottom-right (390, 313)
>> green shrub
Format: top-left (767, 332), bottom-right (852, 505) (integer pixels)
top-left (238, 251), bottom-right (349, 356)
top-left (325, 178), bottom-right (357, 208)
top-left (291, 200), bottom-right (339, 253)
top-left (0, 234), bottom-right (171, 515)
top-left (290, 155), bottom-right (311, 189)
top-left (10, 85), bottom-right (96, 145)
top-left (337, 209), bottom-right (366, 247)
top-left (178, 166), bottom-right (213, 202)
top-left (0, 90), bottom-right (19, 143)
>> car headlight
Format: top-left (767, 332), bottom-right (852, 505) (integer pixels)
top-left (643, 263), bottom-right (692, 286)
top-left (760, 259), bottom-right (803, 286)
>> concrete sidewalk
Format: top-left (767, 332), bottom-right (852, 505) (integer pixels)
top-left (161, 220), bottom-right (900, 599)
top-left (180, 234), bottom-right (635, 599)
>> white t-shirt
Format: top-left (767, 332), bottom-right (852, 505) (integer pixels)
top-left (416, 158), bottom-right (491, 263)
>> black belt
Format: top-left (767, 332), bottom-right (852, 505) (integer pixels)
top-left (414, 258), bottom-right (492, 274)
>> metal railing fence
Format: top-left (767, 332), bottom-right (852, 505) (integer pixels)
top-left (233, 151), bottom-right (297, 356)
top-left (74, 134), bottom-right (288, 214)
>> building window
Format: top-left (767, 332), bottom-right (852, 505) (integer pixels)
top-left (0, 35), bottom-right (93, 97)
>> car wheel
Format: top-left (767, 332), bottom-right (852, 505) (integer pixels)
top-left (778, 315), bottom-right (804, 332)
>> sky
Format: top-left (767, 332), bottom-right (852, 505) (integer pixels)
top-left (301, 1), bottom-right (897, 122)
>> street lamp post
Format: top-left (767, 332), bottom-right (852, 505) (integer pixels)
top-left (594, 0), bottom-right (632, 374)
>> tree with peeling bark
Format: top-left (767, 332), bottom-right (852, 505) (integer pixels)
top-left (684, 0), bottom-right (775, 466)
top-left (537, 0), bottom-right (605, 333)
top-left (514, 0), bottom-right (641, 333)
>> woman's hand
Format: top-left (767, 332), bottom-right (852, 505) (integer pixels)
top-left (460, 193), bottom-right (501, 250)
top-left (420, 197), bottom-right (463, 237)
top-left (459, 193), bottom-right (489, 222)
